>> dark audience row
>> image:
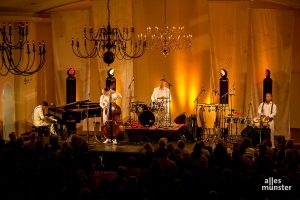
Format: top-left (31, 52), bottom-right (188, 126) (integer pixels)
top-left (0, 132), bottom-right (299, 200)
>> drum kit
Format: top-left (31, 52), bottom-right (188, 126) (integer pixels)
top-left (196, 103), bottom-right (271, 144)
top-left (127, 97), bottom-right (170, 127)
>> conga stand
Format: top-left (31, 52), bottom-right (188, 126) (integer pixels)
top-left (221, 92), bottom-right (229, 142)
top-left (193, 93), bottom-right (202, 141)
top-left (228, 93), bottom-right (236, 143)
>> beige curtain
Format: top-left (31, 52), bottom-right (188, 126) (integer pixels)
top-left (208, 1), bottom-right (293, 138)
top-left (51, 0), bottom-right (133, 121)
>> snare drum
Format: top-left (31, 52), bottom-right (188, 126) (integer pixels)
top-left (150, 102), bottom-right (165, 112)
top-left (130, 102), bottom-right (148, 114)
top-left (197, 104), bottom-right (218, 129)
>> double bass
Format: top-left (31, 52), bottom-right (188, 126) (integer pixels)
top-left (101, 91), bottom-right (124, 141)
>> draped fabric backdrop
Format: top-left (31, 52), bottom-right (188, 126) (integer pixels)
top-left (208, 2), bottom-right (293, 138)
top-left (51, 0), bottom-right (133, 122)
top-left (0, 0), bottom-right (299, 139)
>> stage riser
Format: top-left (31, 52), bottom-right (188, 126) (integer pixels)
top-left (125, 126), bottom-right (184, 143)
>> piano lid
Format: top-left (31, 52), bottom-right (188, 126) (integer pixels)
top-left (63, 100), bottom-right (100, 110)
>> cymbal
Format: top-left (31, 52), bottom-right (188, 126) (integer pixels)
top-left (227, 114), bottom-right (236, 117)
top-left (130, 101), bottom-right (144, 104)
top-left (157, 97), bottom-right (169, 99)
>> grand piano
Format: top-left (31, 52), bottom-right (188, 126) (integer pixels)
top-left (48, 100), bottom-right (101, 135)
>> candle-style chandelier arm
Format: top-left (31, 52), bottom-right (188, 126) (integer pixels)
top-left (1, 23), bottom-right (29, 49)
top-left (71, 0), bottom-right (146, 65)
top-left (112, 27), bottom-right (135, 42)
top-left (2, 43), bottom-right (46, 76)
top-left (0, 22), bottom-right (47, 76)
top-left (118, 39), bottom-right (146, 59)
top-left (71, 38), bottom-right (99, 58)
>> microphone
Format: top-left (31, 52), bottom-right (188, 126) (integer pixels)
top-left (128, 76), bottom-right (134, 89)
top-left (212, 89), bottom-right (219, 95)
top-left (165, 79), bottom-right (172, 86)
top-left (232, 84), bottom-right (236, 95)
top-left (201, 87), bottom-right (206, 94)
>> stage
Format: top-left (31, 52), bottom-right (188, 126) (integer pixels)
top-left (124, 123), bottom-right (186, 143)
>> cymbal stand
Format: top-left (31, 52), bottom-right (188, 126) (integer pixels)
top-left (166, 81), bottom-right (172, 127)
top-left (126, 77), bottom-right (135, 126)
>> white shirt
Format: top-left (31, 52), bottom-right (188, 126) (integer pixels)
top-left (32, 105), bottom-right (45, 127)
top-left (257, 101), bottom-right (277, 119)
top-left (151, 87), bottom-right (171, 102)
top-left (99, 90), bottom-right (122, 111)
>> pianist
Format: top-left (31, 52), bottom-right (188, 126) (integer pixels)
top-left (100, 87), bottom-right (122, 144)
top-left (32, 101), bottom-right (57, 135)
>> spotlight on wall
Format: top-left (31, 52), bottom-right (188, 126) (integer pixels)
top-left (107, 68), bottom-right (114, 77)
top-left (67, 67), bottom-right (76, 77)
top-left (220, 69), bottom-right (227, 79)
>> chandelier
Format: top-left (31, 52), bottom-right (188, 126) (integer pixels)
top-left (145, 0), bottom-right (192, 56)
top-left (71, 0), bottom-right (146, 65)
top-left (0, 22), bottom-right (46, 76)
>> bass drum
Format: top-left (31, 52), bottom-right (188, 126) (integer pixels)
top-left (138, 110), bottom-right (155, 127)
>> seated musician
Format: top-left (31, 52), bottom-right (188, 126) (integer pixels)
top-left (100, 87), bottom-right (122, 144)
top-left (151, 78), bottom-right (172, 119)
top-left (32, 101), bottom-right (57, 135)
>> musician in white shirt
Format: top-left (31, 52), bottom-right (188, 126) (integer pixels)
top-left (151, 79), bottom-right (172, 103)
top-left (258, 93), bottom-right (277, 147)
top-left (32, 101), bottom-right (57, 135)
top-left (151, 79), bottom-right (172, 122)
top-left (99, 87), bottom-right (122, 144)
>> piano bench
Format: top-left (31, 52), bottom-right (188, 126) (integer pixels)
top-left (32, 126), bottom-right (49, 141)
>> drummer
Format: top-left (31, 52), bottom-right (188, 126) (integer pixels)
top-left (151, 78), bottom-right (172, 110)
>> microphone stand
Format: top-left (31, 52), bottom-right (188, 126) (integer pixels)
top-left (127, 78), bottom-right (134, 126)
top-left (220, 92), bottom-right (229, 141)
top-left (166, 81), bottom-right (172, 127)
top-left (193, 89), bottom-right (205, 141)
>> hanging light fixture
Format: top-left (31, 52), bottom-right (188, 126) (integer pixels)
top-left (71, 0), bottom-right (146, 65)
top-left (0, 22), bottom-right (46, 76)
top-left (145, 0), bottom-right (192, 56)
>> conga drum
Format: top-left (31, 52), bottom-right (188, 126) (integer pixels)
top-left (197, 104), bottom-right (218, 129)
